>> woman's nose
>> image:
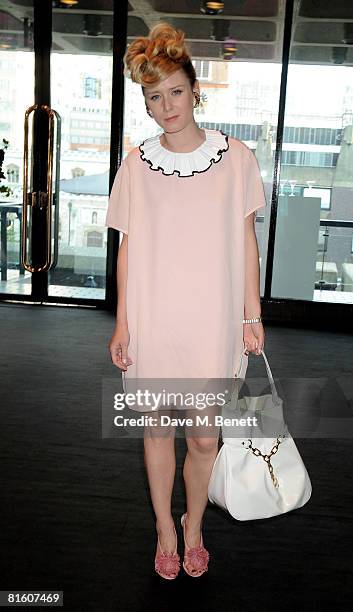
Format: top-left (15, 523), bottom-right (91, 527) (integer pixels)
top-left (163, 97), bottom-right (173, 112)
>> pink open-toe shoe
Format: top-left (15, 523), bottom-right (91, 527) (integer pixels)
top-left (181, 513), bottom-right (210, 577)
top-left (154, 525), bottom-right (181, 580)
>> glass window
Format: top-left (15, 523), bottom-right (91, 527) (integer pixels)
top-left (84, 76), bottom-right (102, 99)
top-left (271, 3), bottom-right (353, 303)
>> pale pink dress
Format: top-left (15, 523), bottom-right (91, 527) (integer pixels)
top-left (105, 128), bottom-right (267, 411)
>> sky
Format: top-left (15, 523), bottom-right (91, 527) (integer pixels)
top-left (230, 61), bottom-right (353, 117)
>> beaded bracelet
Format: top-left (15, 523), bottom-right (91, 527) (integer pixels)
top-left (243, 316), bottom-right (262, 324)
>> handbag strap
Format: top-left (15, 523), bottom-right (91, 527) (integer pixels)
top-left (236, 348), bottom-right (281, 404)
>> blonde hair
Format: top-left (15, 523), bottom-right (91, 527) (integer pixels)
top-left (123, 22), bottom-right (197, 91)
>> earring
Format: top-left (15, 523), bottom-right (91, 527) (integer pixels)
top-left (146, 106), bottom-right (153, 118)
top-left (193, 92), bottom-right (201, 108)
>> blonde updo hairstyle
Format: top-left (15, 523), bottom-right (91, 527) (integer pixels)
top-left (123, 22), bottom-right (197, 96)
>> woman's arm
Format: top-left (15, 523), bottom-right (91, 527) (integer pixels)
top-left (116, 233), bottom-right (128, 327)
top-left (243, 212), bottom-right (265, 355)
top-left (108, 233), bottom-right (133, 370)
top-left (244, 213), bottom-right (261, 318)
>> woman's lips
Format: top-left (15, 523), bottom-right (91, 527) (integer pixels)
top-left (165, 115), bottom-right (178, 121)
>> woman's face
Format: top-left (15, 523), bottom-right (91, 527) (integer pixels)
top-left (144, 68), bottom-right (198, 132)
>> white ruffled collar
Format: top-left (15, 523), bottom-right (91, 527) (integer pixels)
top-left (139, 128), bottom-right (229, 177)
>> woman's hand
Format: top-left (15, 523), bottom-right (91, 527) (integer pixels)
top-left (108, 324), bottom-right (133, 371)
top-left (243, 321), bottom-right (265, 356)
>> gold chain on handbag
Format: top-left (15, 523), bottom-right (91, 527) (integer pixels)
top-left (241, 435), bottom-right (286, 488)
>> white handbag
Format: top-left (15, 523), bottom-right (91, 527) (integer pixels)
top-left (208, 348), bottom-right (312, 521)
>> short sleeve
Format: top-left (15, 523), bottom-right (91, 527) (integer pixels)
top-left (244, 148), bottom-right (267, 218)
top-left (105, 157), bottom-right (130, 234)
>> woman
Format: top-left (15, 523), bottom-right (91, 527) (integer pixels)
top-left (106, 22), bottom-right (266, 579)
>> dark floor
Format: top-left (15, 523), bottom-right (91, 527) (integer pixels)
top-left (0, 302), bottom-right (352, 611)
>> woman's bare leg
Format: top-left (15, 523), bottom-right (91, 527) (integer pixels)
top-left (183, 408), bottom-right (220, 548)
top-left (143, 409), bottom-right (177, 553)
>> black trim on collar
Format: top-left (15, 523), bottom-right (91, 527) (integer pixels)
top-left (138, 130), bottom-right (230, 178)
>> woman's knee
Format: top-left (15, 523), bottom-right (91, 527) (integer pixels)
top-left (144, 425), bottom-right (175, 442)
top-left (186, 435), bottom-right (219, 455)
top-left (143, 410), bottom-right (176, 443)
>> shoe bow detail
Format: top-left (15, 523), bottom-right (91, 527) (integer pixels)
top-left (185, 546), bottom-right (209, 572)
top-left (155, 552), bottom-right (181, 576)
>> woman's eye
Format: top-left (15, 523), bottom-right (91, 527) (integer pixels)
top-left (150, 89), bottom-right (182, 101)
